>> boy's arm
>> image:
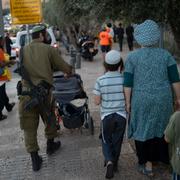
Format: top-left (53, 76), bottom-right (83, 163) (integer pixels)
top-left (164, 134), bottom-right (169, 143)
top-left (94, 95), bottom-right (101, 105)
top-left (93, 79), bottom-right (101, 105)
top-left (172, 82), bottom-right (180, 110)
top-left (164, 114), bottom-right (176, 143)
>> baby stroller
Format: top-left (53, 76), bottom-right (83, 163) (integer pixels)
top-left (53, 73), bottom-right (94, 135)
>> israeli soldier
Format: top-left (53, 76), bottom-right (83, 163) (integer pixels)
top-left (18, 25), bottom-right (72, 171)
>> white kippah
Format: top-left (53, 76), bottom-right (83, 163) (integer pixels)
top-left (105, 50), bottom-right (121, 65)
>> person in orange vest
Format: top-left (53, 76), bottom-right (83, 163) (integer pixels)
top-left (99, 27), bottom-right (112, 60)
top-left (0, 35), bottom-right (16, 121)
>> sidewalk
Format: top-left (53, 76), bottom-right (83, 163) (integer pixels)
top-left (0, 43), bottom-right (171, 180)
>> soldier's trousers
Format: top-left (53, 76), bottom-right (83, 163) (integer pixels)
top-left (19, 95), bottom-right (58, 153)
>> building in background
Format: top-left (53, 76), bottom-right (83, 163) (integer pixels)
top-left (2, 0), bottom-right (10, 9)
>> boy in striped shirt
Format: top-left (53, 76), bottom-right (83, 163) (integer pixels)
top-left (93, 50), bottom-right (126, 179)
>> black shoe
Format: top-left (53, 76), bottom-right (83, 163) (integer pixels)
top-left (0, 114), bottom-right (7, 121)
top-left (99, 133), bottom-right (102, 139)
top-left (30, 152), bottom-right (43, 172)
top-left (105, 163), bottom-right (114, 179)
top-left (46, 139), bottom-right (61, 155)
top-left (6, 102), bottom-right (15, 112)
top-left (104, 160), bottom-right (107, 167)
top-left (113, 161), bottom-right (118, 172)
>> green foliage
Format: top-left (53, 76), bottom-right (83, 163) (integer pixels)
top-left (121, 0), bottom-right (168, 23)
top-left (42, 0), bottom-right (180, 50)
top-left (43, 0), bottom-right (170, 26)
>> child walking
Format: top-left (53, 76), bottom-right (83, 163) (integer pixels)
top-left (164, 108), bottom-right (180, 180)
top-left (93, 50), bottom-right (126, 179)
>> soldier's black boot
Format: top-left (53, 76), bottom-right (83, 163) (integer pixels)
top-left (30, 151), bottom-right (43, 171)
top-left (46, 139), bottom-right (61, 155)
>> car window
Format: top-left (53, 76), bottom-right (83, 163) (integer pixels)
top-left (11, 38), bottom-right (16, 44)
top-left (20, 34), bottom-right (32, 47)
top-left (46, 32), bottom-right (52, 45)
top-left (19, 34), bottom-right (26, 47)
top-left (17, 28), bottom-right (55, 47)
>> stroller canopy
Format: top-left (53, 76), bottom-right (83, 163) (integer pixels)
top-left (53, 74), bottom-right (87, 103)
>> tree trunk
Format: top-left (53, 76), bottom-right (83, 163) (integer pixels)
top-left (167, 0), bottom-right (180, 52)
top-left (66, 26), bottom-right (78, 49)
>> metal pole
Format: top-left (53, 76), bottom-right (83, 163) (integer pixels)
top-left (26, 24), bottom-right (30, 44)
top-left (69, 47), bottom-right (76, 73)
top-left (75, 51), bottom-right (81, 69)
top-left (0, 0), bottom-right (4, 37)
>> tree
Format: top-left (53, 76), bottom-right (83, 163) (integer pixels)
top-left (42, 0), bottom-right (180, 52)
top-left (43, 0), bottom-right (106, 47)
top-left (117, 0), bottom-right (180, 51)
top-left (167, 0), bottom-right (180, 51)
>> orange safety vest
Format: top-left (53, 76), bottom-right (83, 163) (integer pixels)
top-left (99, 31), bottom-right (112, 46)
top-left (0, 49), bottom-right (11, 81)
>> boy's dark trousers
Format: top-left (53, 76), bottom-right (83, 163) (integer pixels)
top-left (102, 113), bottom-right (126, 163)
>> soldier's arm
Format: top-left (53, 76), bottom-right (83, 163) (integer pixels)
top-left (50, 47), bottom-right (72, 74)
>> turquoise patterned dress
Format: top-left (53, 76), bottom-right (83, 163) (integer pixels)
top-left (124, 47), bottom-right (178, 141)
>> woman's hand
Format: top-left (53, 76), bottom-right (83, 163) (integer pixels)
top-left (124, 87), bottom-right (132, 114)
top-left (125, 103), bottom-right (131, 113)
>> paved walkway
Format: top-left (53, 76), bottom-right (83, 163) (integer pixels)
top-left (0, 43), bottom-right (171, 179)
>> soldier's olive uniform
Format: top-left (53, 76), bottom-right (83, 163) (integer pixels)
top-left (19, 39), bottom-right (71, 153)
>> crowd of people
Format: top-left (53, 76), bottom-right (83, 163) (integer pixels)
top-left (99, 22), bottom-right (134, 56)
top-left (0, 35), bottom-right (16, 121)
top-left (0, 19), bottom-right (180, 180)
top-left (95, 20), bottom-right (180, 179)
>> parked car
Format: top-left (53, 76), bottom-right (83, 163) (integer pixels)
top-left (10, 36), bottom-right (18, 58)
top-left (13, 27), bottom-right (58, 59)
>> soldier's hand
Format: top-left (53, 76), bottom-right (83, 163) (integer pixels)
top-left (64, 73), bottom-right (72, 79)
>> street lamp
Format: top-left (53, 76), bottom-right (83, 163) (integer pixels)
top-left (0, 0), bottom-right (4, 36)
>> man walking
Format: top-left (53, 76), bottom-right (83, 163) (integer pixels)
top-left (116, 23), bottom-right (124, 51)
top-left (18, 25), bottom-right (72, 171)
top-left (126, 24), bottom-right (134, 51)
top-left (5, 32), bottom-right (13, 56)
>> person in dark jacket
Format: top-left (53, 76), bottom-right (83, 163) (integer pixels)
top-left (126, 24), bottom-right (134, 51)
top-left (5, 33), bottom-right (13, 56)
top-left (0, 35), bottom-right (15, 121)
top-left (116, 23), bottom-right (124, 51)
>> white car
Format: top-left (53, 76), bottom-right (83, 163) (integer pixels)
top-left (10, 36), bottom-right (18, 58)
top-left (13, 27), bottom-right (58, 59)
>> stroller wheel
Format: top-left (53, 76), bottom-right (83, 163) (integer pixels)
top-left (88, 56), bottom-right (93, 61)
top-left (84, 122), bottom-right (89, 129)
top-left (84, 111), bottom-right (94, 135)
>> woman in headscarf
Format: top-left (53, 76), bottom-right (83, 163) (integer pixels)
top-left (123, 20), bottom-right (180, 176)
top-left (0, 35), bottom-right (16, 121)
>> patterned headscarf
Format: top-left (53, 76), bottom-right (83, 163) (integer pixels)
top-left (134, 20), bottom-right (160, 47)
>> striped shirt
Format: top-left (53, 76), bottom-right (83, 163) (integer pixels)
top-left (93, 71), bottom-right (126, 120)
